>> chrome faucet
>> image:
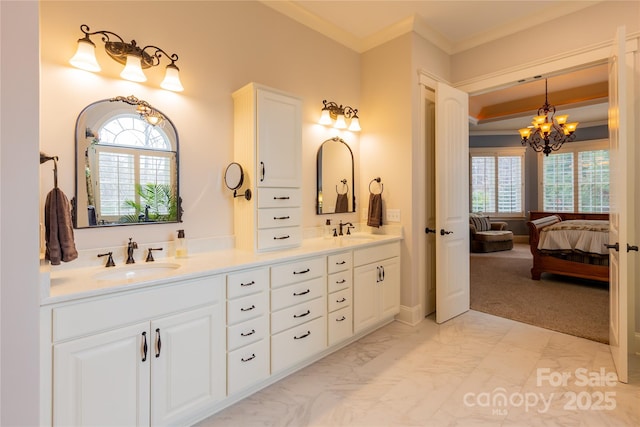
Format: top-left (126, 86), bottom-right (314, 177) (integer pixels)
top-left (126, 238), bottom-right (138, 264)
top-left (338, 221), bottom-right (355, 236)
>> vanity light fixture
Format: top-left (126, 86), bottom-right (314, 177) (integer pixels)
top-left (319, 100), bottom-right (361, 131)
top-left (70, 24), bottom-right (184, 92)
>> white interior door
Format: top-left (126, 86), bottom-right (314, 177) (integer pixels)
top-left (607, 26), bottom-right (632, 384)
top-left (435, 82), bottom-right (470, 324)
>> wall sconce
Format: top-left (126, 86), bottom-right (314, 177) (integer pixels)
top-left (319, 100), bottom-right (361, 131)
top-left (69, 24), bottom-right (184, 92)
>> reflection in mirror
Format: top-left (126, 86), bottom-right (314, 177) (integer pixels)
top-left (316, 137), bottom-right (355, 214)
top-left (74, 95), bottom-right (181, 228)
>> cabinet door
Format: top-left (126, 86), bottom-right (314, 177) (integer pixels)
top-left (256, 89), bottom-right (301, 188)
top-left (53, 322), bottom-right (150, 427)
top-left (353, 263), bottom-right (379, 333)
top-left (151, 305), bottom-right (225, 426)
top-left (379, 258), bottom-right (400, 320)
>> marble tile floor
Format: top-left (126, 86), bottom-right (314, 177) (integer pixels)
top-left (196, 310), bottom-right (640, 427)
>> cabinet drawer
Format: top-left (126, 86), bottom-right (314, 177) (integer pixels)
top-left (227, 291), bottom-right (268, 325)
top-left (328, 306), bottom-right (353, 346)
top-left (353, 241), bottom-right (401, 267)
top-left (271, 316), bottom-right (326, 373)
top-left (327, 251), bottom-right (352, 274)
top-left (271, 276), bottom-right (325, 311)
top-left (257, 227), bottom-right (302, 251)
top-left (227, 339), bottom-right (270, 396)
top-left (328, 288), bottom-right (351, 313)
top-left (257, 208), bottom-right (301, 229)
top-left (227, 316), bottom-right (268, 351)
top-left (328, 270), bottom-right (352, 294)
top-left (227, 268), bottom-right (268, 299)
top-left (271, 296), bottom-right (325, 335)
top-left (271, 256), bottom-right (325, 288)
top-left (258, 188), bottom-right (301, 208)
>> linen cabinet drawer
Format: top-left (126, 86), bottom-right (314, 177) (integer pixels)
top-left (271, 316), bottom-right (326, 373)
top-left (257, 227), bottom-right (302, 251)
top-left (327, 270), bottom-right (352, 294)
top-left (227, 268), bottom-right (268, 299)
top-left (258, 188), bottom-right (301, 208)
top-left (328, 306), bottom-right (352, 346)
top-left (328, 251), bottom-right (352, 274)
top-left (328, 288), bottom-right (351, 313)
top-left (271, 296), bottom-right (325, 334)
top-left (271, 276), bottom-right (324, 311)
top-left (227, 316), bottom-right (268, 351)
top-left (353, 241), bottom-right (400, 266)
top-left (227, 292), bottom-right (268, 325)
top-left (271, 256), bottom-right (325, 288)
top-left (257, 208), bottom-right (301, 229)
top-left (227, 339), bottom-right (270, 396)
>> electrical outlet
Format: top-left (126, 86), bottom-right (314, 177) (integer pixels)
top-left (386, 209), bottom-right (401, 222)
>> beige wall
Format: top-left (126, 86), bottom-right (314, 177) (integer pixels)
top-left (40, 1), bottom-right (361, 250)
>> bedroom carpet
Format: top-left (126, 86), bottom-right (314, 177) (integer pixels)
top-left (470, 243), bottom-right (609, 344)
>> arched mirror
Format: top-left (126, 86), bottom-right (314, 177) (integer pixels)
top-left (73, 95), bottom-right (181, 228)
top-left (316, 137), bottom-right (355, 214)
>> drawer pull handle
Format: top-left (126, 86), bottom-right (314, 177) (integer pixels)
top-left (141, 332), bottom-right (148, 362)
top-left (241, 329), bottom-right (256, 337)
top-left (336, 260), bottom-right (346, 265)
top-left (336, 297), bottom-right (347, 303)
top-left (240, 280), bottom-right (255, 287)
top-left (155, 328), bottom-right (161, 358)
top-left (293, 310), bottom-right (311, 318)
top-left (336, 316), bottom-right (346, 322)
top-left (241, 353), bottom-right (256, 362)
top-left (273, 196), bottom-right (291, 200)
top-left (274, 235), bottom-right (290, 240)
top-left (336, 279), bottom-right (346, 284)
top-left (241, 304), bottom-right (256, 312)
top-left (293, 268), bottom-right (310, 275)
top-left (260, 162), bottom-right (265, 182)
top-left (294, 330), bottom-right (311, 340)
top-left (274, 216), bottom-right (290, 220)
top-left (293, 289), bottom-right (310, 296)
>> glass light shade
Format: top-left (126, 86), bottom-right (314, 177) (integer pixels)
top-left (539, 122), bottom-right (553, 134)
top-left (160, 64), bottom-right (184, 92)
top-left (319, 109), bottom-right (332, 125)
top-left (334, 113), bottom-right (347, 129)
top-left (555, 114), bottom-right (569, 125)
top-left (532, 115), bottom-right (547, 125)
top-left (348, 116), bottom-right (361, 132)
top-left (564, 122), bottom-right (579, 133)
top-left (120, 54), bottom-right (147, 82)
top-left (69, 39), bottom-right (101, 72)
top-left (519, 128), bottom-right (532, 139)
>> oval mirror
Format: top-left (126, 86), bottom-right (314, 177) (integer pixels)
top-left (224, 162), bottom-right (244, 190)
top-left (316, 137), bottom-right (355, 214)
top-left (73, 95), bottom-right (181, 228)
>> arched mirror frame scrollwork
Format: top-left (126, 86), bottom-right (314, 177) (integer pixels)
top-left (316, 136), bottom-right (356, 215)
top-left (73, 95), bottom-right (182, 228)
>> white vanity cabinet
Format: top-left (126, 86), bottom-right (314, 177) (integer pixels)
top-left (226, 268), bottom-right (270, 395)
top-left (270, 256), bottom-right (327, 373)
top-left (326, 251), bottom-right (353, 346)
top-left (353, 242), bottom-right (401, 334)
top-left (232, 83), bottom-right (302, 252)
top-left (49, 276), bottom-right (225, 427)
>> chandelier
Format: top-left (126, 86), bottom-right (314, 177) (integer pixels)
top-left (518, 79), bottom-right (578, 156)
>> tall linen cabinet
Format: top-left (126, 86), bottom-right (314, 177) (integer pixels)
top-left (232, 83), bottom-right (302, 252)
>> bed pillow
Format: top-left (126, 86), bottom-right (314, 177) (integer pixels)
top-left (469, 213), bottom-right (491, 232)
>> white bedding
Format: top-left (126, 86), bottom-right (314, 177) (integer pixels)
top-left (537, 220), bottom-right (609, 255)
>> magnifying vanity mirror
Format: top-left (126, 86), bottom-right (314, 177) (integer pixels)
top-left (73, 95), bottom-right (181, 228)
top-left (316, 137), bottom-right (355, 214)
top-left (224, 162), bottom-right (252, 200)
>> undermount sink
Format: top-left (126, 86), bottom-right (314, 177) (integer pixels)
top-left (339, 234), bottom-right (377, 244)
top-left (93, 262), bottom-right (181, 282)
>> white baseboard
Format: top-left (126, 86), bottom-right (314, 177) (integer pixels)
top-left (396, 304), bottom-right (424, 326)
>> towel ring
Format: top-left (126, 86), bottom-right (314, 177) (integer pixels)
top-left (40, 151), bottom-right (59, 188)
top-left (336, 179), bottom-right (348, 195)
top-left (369, 177), bottom-right (383, 195)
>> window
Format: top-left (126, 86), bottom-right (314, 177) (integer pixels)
top-left (539, 139), bottom-right (609, 213)
top-left (470, 147), bottom-right (525, 217)
top-left (91, 114), bottom-right (175, 222)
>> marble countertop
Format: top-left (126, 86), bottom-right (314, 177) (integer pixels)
top-left (42, 233), bottom-right (402, 306)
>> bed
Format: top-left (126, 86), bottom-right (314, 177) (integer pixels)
top-left (527, 211), bottom-right (610, 282)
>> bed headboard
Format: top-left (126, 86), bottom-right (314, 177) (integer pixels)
top-left (528, 211), bottom-right (609, 221)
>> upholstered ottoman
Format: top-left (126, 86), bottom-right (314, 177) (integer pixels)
top-left (469, 213), bottom-right (514, 253)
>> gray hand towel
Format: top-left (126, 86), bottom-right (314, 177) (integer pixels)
top-left (367, 193), bottom-right (383, 228)
top-left (335, 193), bottom-right (348, 213)
top-left (45, 187), bottom-right (78, 265)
